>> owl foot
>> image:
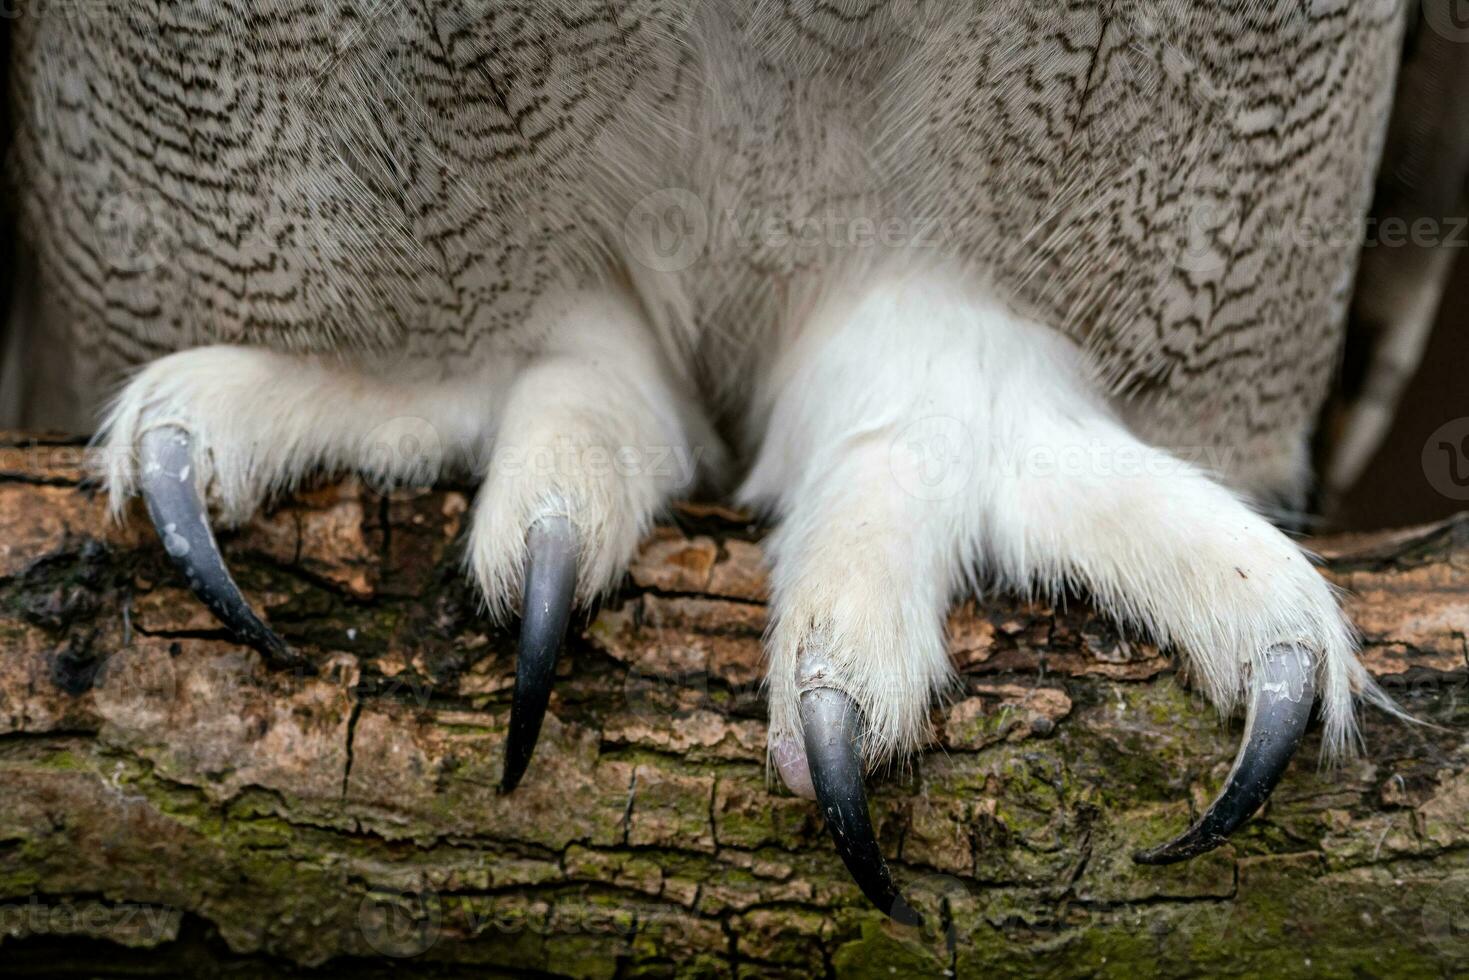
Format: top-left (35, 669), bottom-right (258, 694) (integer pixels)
top-left (100, 289), bottom-right (707, 791)
top-left (744, 268), bottom-right (1391, 919)
top-left (98, 344), bottom-right (504, 670)
top-left (464, 297), bottom-right (706, 789)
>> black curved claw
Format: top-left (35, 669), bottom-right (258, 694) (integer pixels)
top-left (1134, 644), bottom-right (1316, 865)
top-left (500, 516), bottom-right (577, 793)
top-left (801, 687), bottom-right (921, 925)
top-left (138, 427), bottom-right (299, 668)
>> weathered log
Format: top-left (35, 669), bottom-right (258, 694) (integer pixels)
top-left (0, 431), bottom-right (1467, 977)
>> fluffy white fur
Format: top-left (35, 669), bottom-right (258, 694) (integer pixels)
top-left (99, 347), bottom-right (514, 525)
top-left (742, 267), bottom-right (1394, 791)
top-left (98, 287), bottom-right (709, 620)
top-left (465, 287), bottom-right (709, 617)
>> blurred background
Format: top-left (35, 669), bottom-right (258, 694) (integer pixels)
top-left (1335, 252), bottom-right (1466, 531)
top-left (1321, 4), bottom-right (1468, 533)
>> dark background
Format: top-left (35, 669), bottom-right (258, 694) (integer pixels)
top-left (1338, 250), bottom-right (1466, 532)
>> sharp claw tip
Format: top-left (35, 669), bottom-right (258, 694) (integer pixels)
top-left (1136, 644), bottom-right (1316, 869)
top-left (500, 519), bottom-right (578, 795)
top-left (259, 628), bottom-right (299, 660)
top-left (1132, 828), bottom-right (1230, 866)
top-left (139, 425), bottom-right (304, 669)
top-left (800, 686), bottom-right (917, 921)
top-left (499, 728), bottom-right (538, 794)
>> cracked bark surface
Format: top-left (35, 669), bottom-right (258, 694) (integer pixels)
top-left (0, 432), bottom-right (1467, 978)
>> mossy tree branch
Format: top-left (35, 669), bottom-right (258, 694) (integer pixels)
top-left (1, 432), bottom-right (1467, 976)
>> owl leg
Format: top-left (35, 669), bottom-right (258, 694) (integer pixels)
top-left (745, 269), bottom-right (1387, 918)
top-left (465, 289), bottom-right (707, 790)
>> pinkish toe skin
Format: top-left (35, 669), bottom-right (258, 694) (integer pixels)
top-left (772, 735), bottom-right (816, 800)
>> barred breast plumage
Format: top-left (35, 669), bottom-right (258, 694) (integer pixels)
top-left (8, 0), bottom-right (1402, 496)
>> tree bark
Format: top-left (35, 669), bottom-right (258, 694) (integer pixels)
top-left (0, 431), bottom-right (1467, 977)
